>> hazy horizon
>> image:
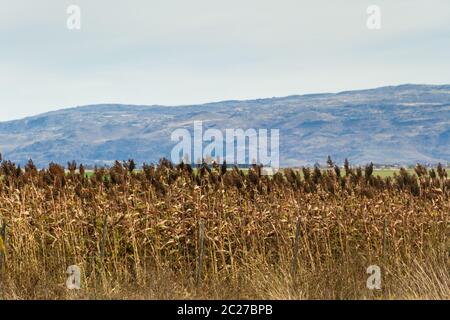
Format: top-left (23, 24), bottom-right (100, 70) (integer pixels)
top-left (2, 1), bottom-right (450, 121)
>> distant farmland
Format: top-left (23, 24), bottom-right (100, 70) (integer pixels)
top-left (79, 167), bottom-right (433, 179)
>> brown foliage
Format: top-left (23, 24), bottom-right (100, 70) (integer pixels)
top-left (0, 158), bottom-right (448, 299)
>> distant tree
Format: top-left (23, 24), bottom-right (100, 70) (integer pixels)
top-left (221, 160), bottom-right (227, 176)
top-left (344, 158), bottom-right (351, 176)
top-left (437, 163), bottom-right (446, 180)
top-left (327, 156), bottom-right (334, 168)
top-left (124, 159), bottom-right (136, 174)
top-left (79, 164), bottom-right (85, 177)
top-left (365, 162), bottom-right (374, 178)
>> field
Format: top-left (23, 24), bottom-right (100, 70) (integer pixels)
top-left (373, 169), bottom-right (415, 178)
top-left (0, 159), bottom-right (448, 300)
top-left (82, 168), bottom-right (418, 178)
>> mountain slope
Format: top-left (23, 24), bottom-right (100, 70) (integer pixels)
top-left (1, 84), bottom-right (450, 167)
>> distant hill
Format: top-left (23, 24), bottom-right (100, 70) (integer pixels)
top-left (1, 84), bottom-right (450, 167)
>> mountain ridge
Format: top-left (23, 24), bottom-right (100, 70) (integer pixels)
top-left (1, 84), bottom-right (450, 167)
top-left (4, 83), bottom-right (448, 123)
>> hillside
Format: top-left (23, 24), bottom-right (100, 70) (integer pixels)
top-left (1, 84), bottom-right (449, 167)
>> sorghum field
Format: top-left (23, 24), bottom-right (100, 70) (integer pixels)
top-left (0, 158), bottom-right (448, 300)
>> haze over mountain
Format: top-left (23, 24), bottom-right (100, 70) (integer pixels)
top-left (1, 84), bottom-right (449, 167)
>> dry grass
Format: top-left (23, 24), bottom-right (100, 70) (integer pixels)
top-left (0, 159), bottom-right (448, 300)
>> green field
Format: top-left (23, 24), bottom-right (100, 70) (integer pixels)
top-left (82, 168), bottom-right (419, 178)
top-left (372, 169), bottom-right (415, 178)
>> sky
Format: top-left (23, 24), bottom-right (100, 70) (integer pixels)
top-left (1, 0), bottom-right (450, 121)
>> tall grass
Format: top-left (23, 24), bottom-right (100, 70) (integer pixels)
top-left (0, 159), bottom-right (448, 299)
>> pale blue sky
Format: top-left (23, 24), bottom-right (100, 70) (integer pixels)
top-left (1, 0), bottom-right (450, 121)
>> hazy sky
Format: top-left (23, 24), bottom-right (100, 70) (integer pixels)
top-left (1, 0), bottom-right (450, 121)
